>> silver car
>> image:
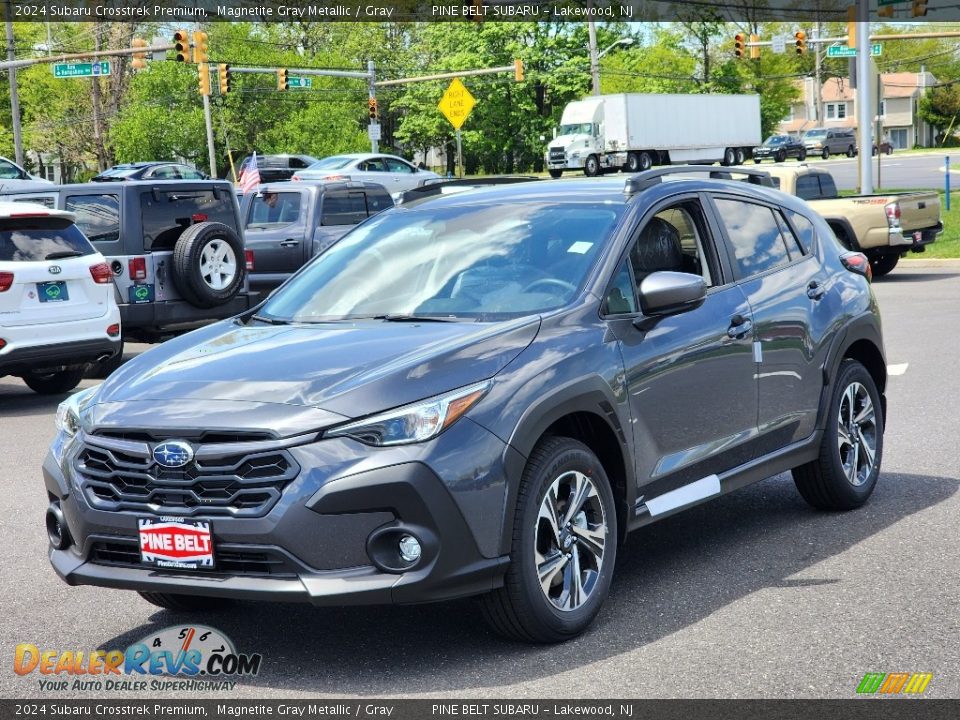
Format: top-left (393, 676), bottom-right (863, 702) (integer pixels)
top-left (291, 153), bottom-right (440, 194)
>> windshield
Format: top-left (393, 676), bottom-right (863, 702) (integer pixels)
top-left (307, 156), bottom-right (355, 171)
top-left (558, 123), bottom-right (594, 136)
top-left (804, 130), bottom-right (826, 138)
top-left (764, 136), bottom-right (787, 145)
top-left (97, 166), bottom-right (140, 178)
top-left (258, 201), bottom-right (623, 322)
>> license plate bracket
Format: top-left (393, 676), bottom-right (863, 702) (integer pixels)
top-left (138, 517), bottom-right (214, 569)
top-left (37, 281), bottom-right (69, 303)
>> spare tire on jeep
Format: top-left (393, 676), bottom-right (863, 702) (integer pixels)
top-left (172, 222), bottom-right (245, 308)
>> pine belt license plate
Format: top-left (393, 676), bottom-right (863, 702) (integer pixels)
top-left (37, 281), bottom-right (69, 303)
top-left (138, 517), bottom-right (214, 569)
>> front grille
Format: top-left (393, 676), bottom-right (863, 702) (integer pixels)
top-left (93, 429), bottom-right (275, 443)
top-left (75, 437), bottom-right (299, 518)
top-left (89, 540), bottom-right (297, 577)
top-left (549, 147), bottom-right (565, 163)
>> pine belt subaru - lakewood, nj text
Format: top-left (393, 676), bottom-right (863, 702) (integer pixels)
top-left (44, 168), bottom-right (886, 643)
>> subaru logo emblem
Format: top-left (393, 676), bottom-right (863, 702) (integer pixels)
top-left (48, 265), bottom-right (61, 275)
top-left (152, 440), bottom-right (194, 468)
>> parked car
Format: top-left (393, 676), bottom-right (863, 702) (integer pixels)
top-left (0, 180), bottom-right (259, 344)
top-left (0, 156), bottom-right (54, 187)
top-left (44, 167), bottom-right (886, 643)
top-left (802, 127), bottom-right (858, 159)
top-left (235, 154), bottom-right (319, 184)
top-left (92, 162), bottom-right (208, 182)
top-left (0, 202), bottom-right (120, 393)
top-left (751, 135), bottom-right (807, 163)
top-left (872, 142), bottom-right (894, 156)
top-left (240, 180), bottom-right (393, 290)
top-left (291, 153), bottom-right (441, 193)
top-left (761, 164), bottom-right (941, 276)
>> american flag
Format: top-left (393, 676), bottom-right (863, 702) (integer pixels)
top-left (238, 152), bottom-right (261, 194)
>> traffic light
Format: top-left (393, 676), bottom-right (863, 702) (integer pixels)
top-left (173, 30), bottom-right (190, 63)
top-left (847, 5), bottom-right (857, 49)
top-left (131, 38), bottom-right (148, 71)
top-left (277, 69), bottom-right (288, 91)
top-left (192, 31), bottom-right (208, 64)
top-left (734, 33), bottom-right (746, 59)
top-left (368, 97), bottom-right (378, 120)
top-left (878, 4), bottom-right (894, 17)
top-left (514, 58), bottom-right (524, 82)
top-left (218, 64), bottom-right (231, 94)
top-left (749, 34), bottom-right (760, 60)
top-left (912, 0), bottom-right (927, 16)
top-left (794, 31), bottom-right (807, 55)
top-left (197, 63), bottom-right (210, 96)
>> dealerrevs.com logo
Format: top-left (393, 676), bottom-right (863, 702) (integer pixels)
top-left (14, 625), bottom-right (262, 693)
top-left (856, 672), bottom-right (933, 695)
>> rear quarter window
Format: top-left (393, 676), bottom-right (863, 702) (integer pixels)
top-left (65, 194), bottom-right (120, 243)
top-left (140, 189), bottom-right (235, 250)
top-left (0, 218), bottom-right (95, 262)
top-left (320, 192), bottom-right (367, 226)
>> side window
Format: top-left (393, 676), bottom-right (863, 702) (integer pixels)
top-left (140, 190), bottom-right (235, 250)
top-left (714, 198), bottom-right (792, 278)
top-left (13, 196), bottom-right (56, 208)
top-left (320, 192), bottom-right (367, 226)
top-left (364, 190), bottom-right (393, 216)
top-left (65, 194), bottom-right (120, 243)
top-left (149, 166), bottom-right (178, 179)
top-left (818, 173), bottom-right (838, 198)
top-left (359, 159), bottom-right (386, 172)
top-left (786, 210), bottom-right (817, 253)
top-left (629, 200), bottom-right (714, 287)
top-left (0, 160), bottom-right (24, 179)
top-left (795, 174), bottom-right (822, 201)
top-left (775, 211), bottom-right (805, 259)
top-left (288, 157), bottom-right (311, 169)
top-left (604, 261), bottom-right (637, 315)
top-left (246, 192), bottom-right (302, 227)
top-left (384, 158), bottom-right (413, 174)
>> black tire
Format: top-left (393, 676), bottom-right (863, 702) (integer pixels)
top-left (847, 145), bottom-right (856, 158)
top-left (753, 158), bottom-right (763, 164)
top-left (479, 436), bottom-right (617, 643)
top-left (548, 169), bottom-right (563, 179)
top-left (872, 146), bottom-right (879, 156)
top-left (793, 360), bottom-right (883, 511)
top-left (775, 150), bottom-right (787, 163)
top-left (734, 148), bottom-right (746, 165)
top-left (22, 368), bottom-right (84, 395)
top-left (638, 151), bottom-right (653, 171)
top-left (138, 592), bottom-right (233, 612)
top-left (869, 253), bottom-right (900, 277)
top-left (723, 148), bottom-right (736, 166)
top-left (171, 222), bottom-right (245, 309)
top-left (822, 148), bottom-right (830, 160)
top-left (624, 153), bottom-right (640, 173)
top-left (886, 146), bottom-right (893, 156)
top-left (584, 155), bottom-right (600, 177)
top-left (798, 149), bottom-right (807, 161)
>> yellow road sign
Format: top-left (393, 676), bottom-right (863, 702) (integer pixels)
top-left (438, 78), bottom-right (476, 130)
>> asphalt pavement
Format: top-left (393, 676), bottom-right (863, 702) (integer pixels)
top-left (784, 151), bottom-right (957, 192)
top-left (1, 264), bottom-right (958, 700)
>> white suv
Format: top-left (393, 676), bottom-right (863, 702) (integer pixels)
top-left (0, 202), bottom-right (121, 394)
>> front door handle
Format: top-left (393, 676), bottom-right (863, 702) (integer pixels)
top-left (727, 314), bottom-right (753, 339)
top-left (279, 238), bottom-right (300, 248)
top-left (807, 280), bottom-right (826, 300)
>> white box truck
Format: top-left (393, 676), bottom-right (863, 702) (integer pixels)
top-left (545, 93), bottom-right (762, 177)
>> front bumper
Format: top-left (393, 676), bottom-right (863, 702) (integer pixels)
top-left (44, 417), bottom-right (515, 605)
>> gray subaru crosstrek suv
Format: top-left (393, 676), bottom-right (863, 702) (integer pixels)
top-left (44, 167), bottom-right (886, 643)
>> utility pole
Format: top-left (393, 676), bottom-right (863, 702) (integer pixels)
top-left (588, 21), bottom-right (600, 96)
top-left (813, 24), bottom-right (823, 125)
top-left (91, 23), bottom-right (106, 171)
top-left (855, 0), bottom-right (873, 193)
top-left (367, 59), bottom-right (378, 154)
top-left (4, 1), bottom-right (24, 165)
top-left (202, 90), bottom-right (217, 178)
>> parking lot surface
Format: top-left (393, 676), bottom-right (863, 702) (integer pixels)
top-left (2, 264), bottom-right (958, 699)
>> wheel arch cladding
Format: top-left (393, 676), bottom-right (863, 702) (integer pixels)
top-left (843, 338), bottom-right (887, 396)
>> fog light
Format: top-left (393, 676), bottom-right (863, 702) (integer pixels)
top-left (398, 534), bottom-right (421, 563)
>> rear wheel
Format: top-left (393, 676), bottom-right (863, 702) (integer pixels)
top-left (775, 149), bottom-right (787, 163)
top-left (869, 253), bottom-right (900, 277)
top-left (734, 148), bottom-right (746, 165)
top-left (480, 436), bottom-right (617, 643)
top-left (886, 145), bottom-right (893, 156)
top-left (624, 152), bottom-right (641, 173)
top-left (847, 145), bottom-right (856, 158)
top-left (548, 169), bottom-right (563, 179)
top-left (723, 148), bottom-right (736, 166)
top-left (793, 360), bottom-right (883, 510)
top-left (138, 592), bottom-right (233, 612)
top-left (584, 155), bottom-right (600, 177)
top-left (798, 149), bottom-right (807, 161)
top-left (637, 151), bottom-right (653, 171)
top-left (22, 368), bottom-right (84, 395)
top-left (753, 158), bottom-right (763, 164)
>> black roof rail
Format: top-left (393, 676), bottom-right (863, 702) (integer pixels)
top-left (624, 165), bottom-right (774, 194)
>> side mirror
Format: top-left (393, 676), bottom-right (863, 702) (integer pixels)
top-left (638, 271), bottom-right (707, 317)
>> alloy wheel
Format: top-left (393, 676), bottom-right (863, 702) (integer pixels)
top-left (837, 381), bottom-right (878, 487)
top-left (199, 239), bottom-right (238, 291)
top-left (534, 470), bottom-right (607, 612)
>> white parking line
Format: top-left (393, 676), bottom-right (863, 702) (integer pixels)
top-left (887, 363), bottom-right (909, 376)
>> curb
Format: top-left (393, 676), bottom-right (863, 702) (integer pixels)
top-left (899, 258), bottom-right (960, 268)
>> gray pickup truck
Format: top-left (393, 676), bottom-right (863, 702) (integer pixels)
top-left (239, 180), bottom-right (393, 291)
top-left (0, 180), bottom-right (260, 342)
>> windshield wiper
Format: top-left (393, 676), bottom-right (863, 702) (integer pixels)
top-left (250, 314), bottom-right (291, 325)
top-left (377, 314), bottom-right (463, 323)
top-left (45, 250), bottom-right (85, 260)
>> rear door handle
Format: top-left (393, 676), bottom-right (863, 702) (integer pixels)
top-left (807, 280), bottom-right (826, 300)
top-left (279, 239), bottom-right (300, 248)
top-left (727, 314), bottom-right (753, 339)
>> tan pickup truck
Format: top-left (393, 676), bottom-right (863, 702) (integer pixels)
top-left (761, 165), bottom-right (943, 276)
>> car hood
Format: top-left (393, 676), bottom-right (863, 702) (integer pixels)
top-left (94, 317), bottom-right (540, 432)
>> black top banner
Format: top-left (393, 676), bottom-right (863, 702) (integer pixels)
top-left (6, 0), bottom-right (960, 23)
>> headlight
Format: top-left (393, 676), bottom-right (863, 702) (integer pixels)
top-left (325, 380), bottom-right (491, 447)
top-left (55, 385), bottom-right (99, 437)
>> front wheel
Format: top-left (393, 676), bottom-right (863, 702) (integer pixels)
top-left (723, 148), bottom-right (736, 166)
top-left (22, 368), bottom-right (84, 395)
top-left (624, 152), bottom-right (640, 173)
top-left (480, 436), bottom-right (617, 643)
top-left (753, 158), bottom-right (763, 164)
top-left (775, 150), bottom-right (787, 163)
top-left (792, 360), bottom-right (883, 511)
top-left (583, 155), bottom-right (600, 177)
top-left (822, 148), bottom-right (830, 160)
top-left (548, 169), bottom-right (563, 179)
top-left (798, 149), bottom-right (807, 161)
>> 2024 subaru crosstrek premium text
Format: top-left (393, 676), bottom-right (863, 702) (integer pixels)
top-left (44, 168), bottom-right (886, 643)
